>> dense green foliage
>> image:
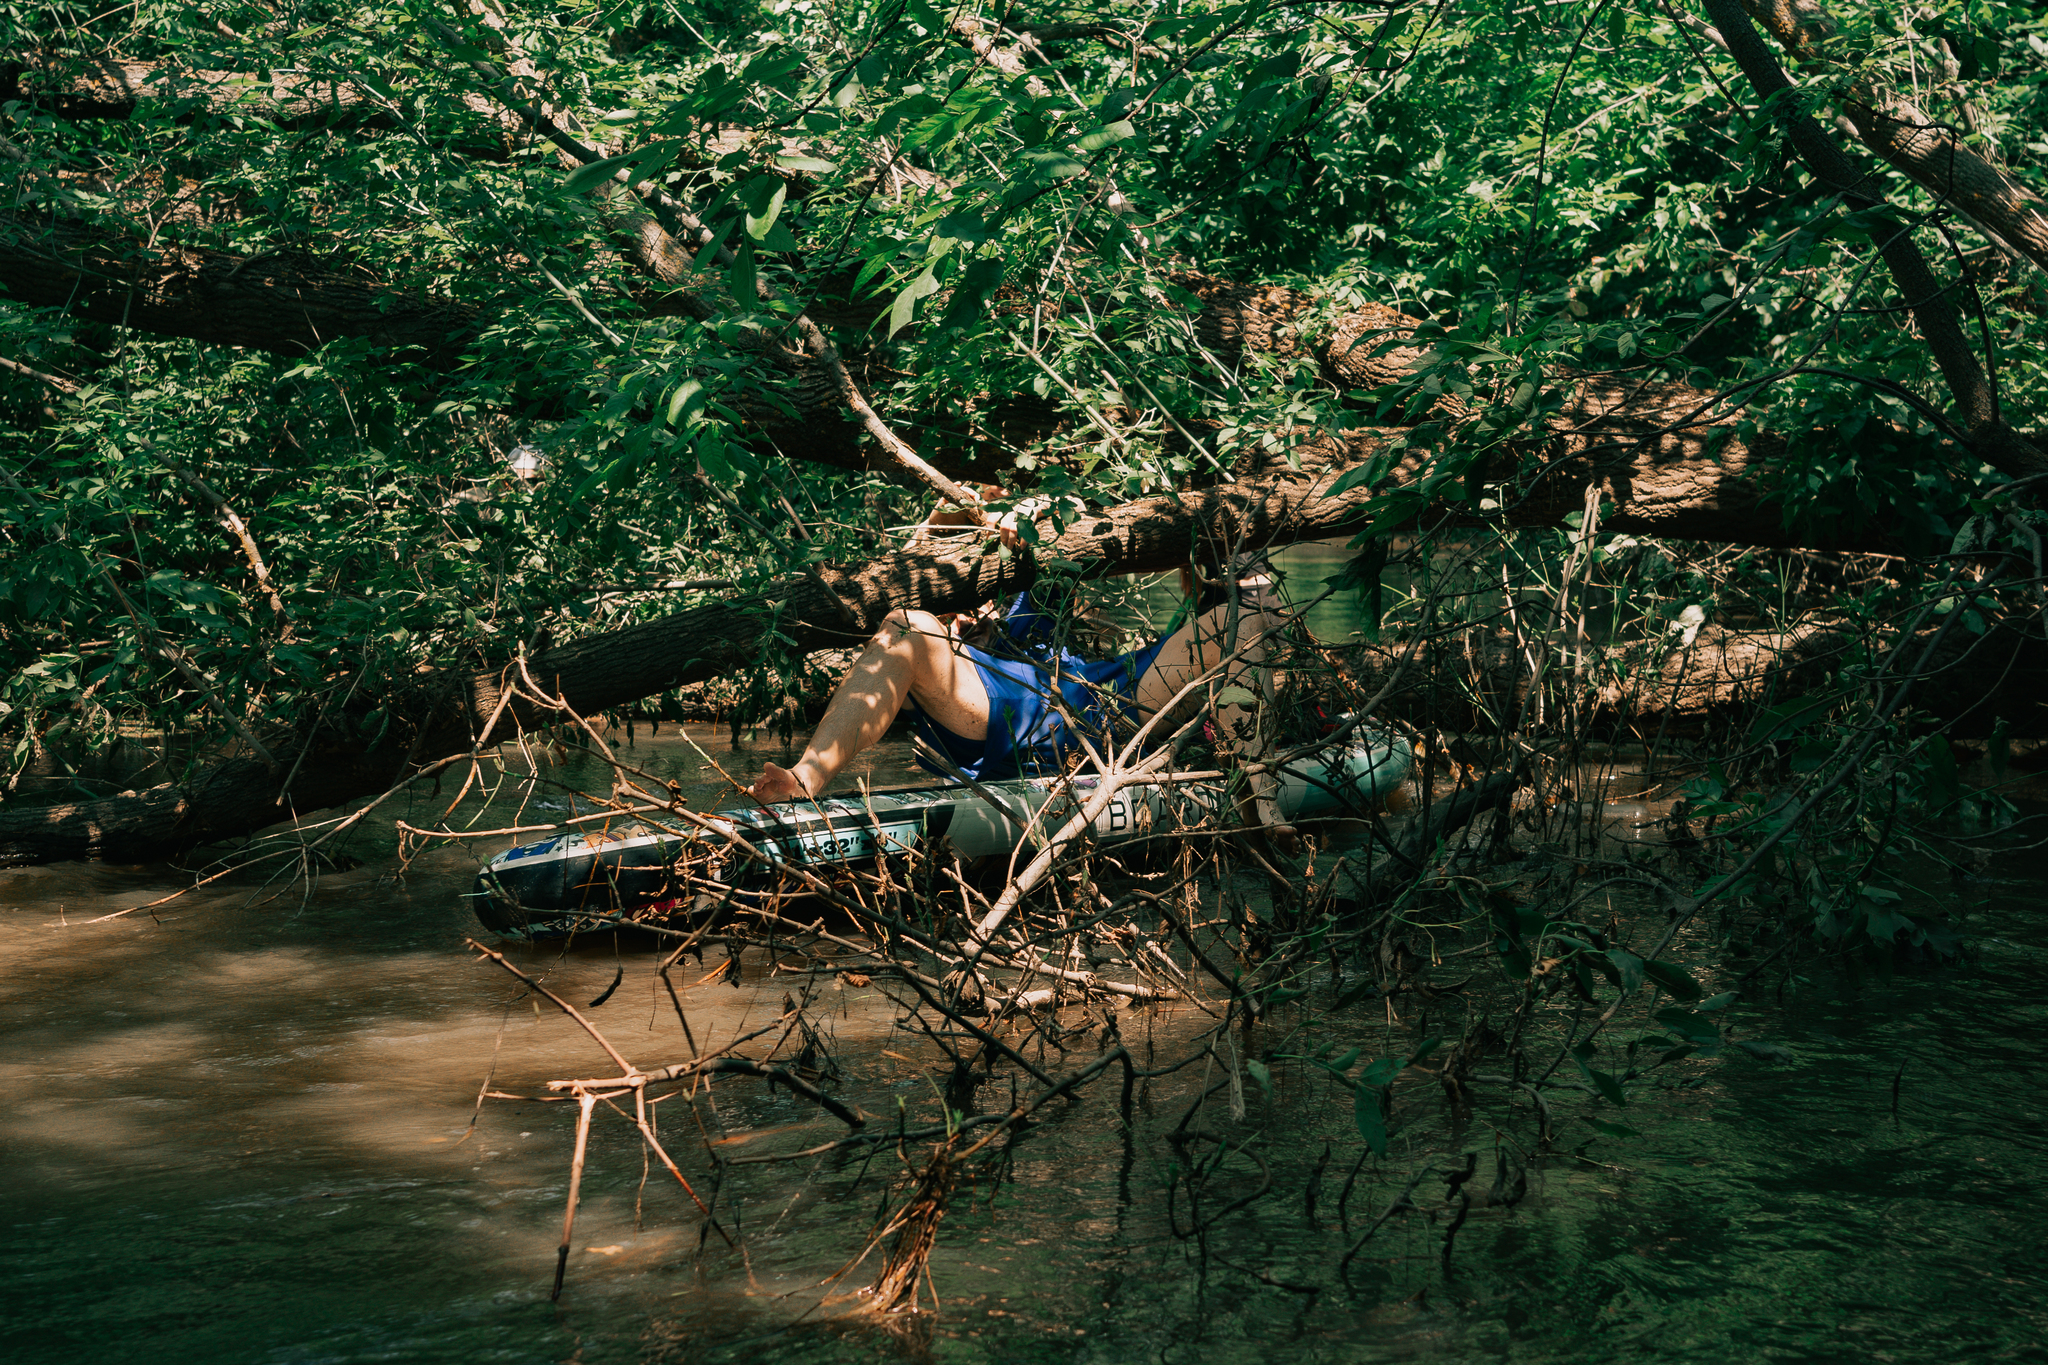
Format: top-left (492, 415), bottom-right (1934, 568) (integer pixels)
top-left (3, 0), bottom-right (2044, 824)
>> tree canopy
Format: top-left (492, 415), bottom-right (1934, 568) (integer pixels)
top-left (4, 0), bottom-right (2046, 861)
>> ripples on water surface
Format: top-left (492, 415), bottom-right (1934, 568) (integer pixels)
top-left (2, 728), bottom-right (2044, 1364)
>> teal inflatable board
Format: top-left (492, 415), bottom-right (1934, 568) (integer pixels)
top-left (469, 732), bottom-right (1413, 938)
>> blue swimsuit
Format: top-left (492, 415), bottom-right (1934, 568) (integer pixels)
top-left (908, 586), bottom-right (1170, 781)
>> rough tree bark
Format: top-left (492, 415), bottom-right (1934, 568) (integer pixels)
top-left (0, 213), bottom-right (482, 356)
top-left (1738, 0), bottom-right (2048, 275)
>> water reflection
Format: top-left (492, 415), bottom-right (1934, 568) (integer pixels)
top-left (1, 729), bottom-right (2044, 1364)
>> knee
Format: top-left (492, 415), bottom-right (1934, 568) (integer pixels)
top-left (874, 609), bottom-right (947, 649)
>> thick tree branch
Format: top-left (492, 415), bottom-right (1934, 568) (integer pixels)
top-left (0, 428), bottom-right (1929, 866)
top-left (1702, 0), bottom-right (2048, 479)
top-left (1739, 0), bottom-right (2048, 274)
top-left (0, 212), bottom-right (481, 355)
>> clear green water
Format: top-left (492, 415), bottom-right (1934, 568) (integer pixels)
top-left (4, 737), bottom-right (2046, 1364)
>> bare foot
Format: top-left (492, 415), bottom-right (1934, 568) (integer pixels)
top-left (749, 762), bottom-right (811, 805)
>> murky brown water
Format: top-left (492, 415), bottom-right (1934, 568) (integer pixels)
top-left (6, 727), bottom-right (2048, 1364)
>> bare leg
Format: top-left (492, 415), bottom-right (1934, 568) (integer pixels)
top-left (1133, 578), bottom-right (1289, 828)
top-left (749, 610), bottom-right (991, 803)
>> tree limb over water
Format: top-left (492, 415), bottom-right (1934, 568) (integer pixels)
top-left (0, 432), bottom-right (2022, 866)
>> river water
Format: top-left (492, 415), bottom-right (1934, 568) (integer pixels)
top-left (5, 595), bottom-right (2048, 1362)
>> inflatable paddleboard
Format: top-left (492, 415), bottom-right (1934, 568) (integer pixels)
top-left (468, 732), bottom-right (1413, 938)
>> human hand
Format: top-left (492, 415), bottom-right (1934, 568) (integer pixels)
top-left (749, 762), bottom-right (811, 805)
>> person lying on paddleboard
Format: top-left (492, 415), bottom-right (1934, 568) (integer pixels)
top-left (747, 492), bottom-right (1291, 829)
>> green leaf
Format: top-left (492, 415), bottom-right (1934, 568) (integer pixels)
top-left (888, 265), bottom-right (941, 337)
top-left (1326, 460), bottom-right (1379, 499)
top-left (1654, 1007), bottom-right (1718, 1046)
top-left (1323, 541), bottom-right (1385, 593)
top-left (1605, 948), bottom-right (1644, 992)
top-left (756, 217), bottom-right (802, 253)
top-left (1331, 979), bottom-right (1380, 1011)
top-left (1075, 119), bottom-right (1135, 152)
top-left (741, 176), bottom-right (788, 241)
top-left (1749, 695), bottom-right (1834, 743)
top-left (933, 211), bottom-right (989, 248)
top-left (1213, 685), bottom-right (1258, 705)
top-left (1324, 540), bottom-right (1387, 638)
top-left (851, 249), bottom-right (899, 297)
top-left (741, 46), bottom-right (805, 86)
top-left (1245, 1058), bottom-right (1272, 1099)
top-left (1365, 487), bottom-right (1427, 538)
top-left (1245, 50), bottom-right (1303, 88)
top-left (727, 239), bottom-right (758, 303)
top-left (1358, 1056), bottom-right (1402, 1088)
top-left (1584, 1117), bottom-right (1639, 1139)
top-left (938, 256), bottom-right (1004, 329)
top-left (1183, 111), bottom-right (1237, 163)
top-left (1642, 959), bottom-right (1703, 1001)
top-left (566, 461), bottom-right (612, 509)
top-left (693, 217), bottom-right (735, 270)
top-left (1920, 734), bottom-right (1962, 811)
top-left (1018, 148), bottom-right (1088, 183)
top-left (775, 153), bottom-right (838, 173)
top-left (697, 433), bottom-right (735, 483)
top-left (665, 378), bottom-right (706, 427)
top-left (1575, 1055), bottom-right (1628, 1106)
top-left (1353, 1081), bottom-right (1388, 1155)
top-left (563, 152), bottom-right (637, 195)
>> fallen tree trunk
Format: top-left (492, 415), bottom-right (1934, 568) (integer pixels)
top-left (0, 212), bottom-right (483, 357)
top-left (0, 450), bottom-right (1374, 863)
top-left (2, 59), bottom-right (382, 121)
top-left (0, 213), bottom-right (1916, 549)
top-left (1, 438), bottom-right (2027, 866)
